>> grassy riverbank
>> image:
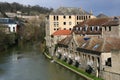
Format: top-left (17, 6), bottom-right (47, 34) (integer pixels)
top-left (43, 52), bottom-right (103, 80)
top-left (56, 59), bottom-right (103, 80)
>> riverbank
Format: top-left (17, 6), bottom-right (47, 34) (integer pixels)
top-left (43, 52), bottom-right (103, 80)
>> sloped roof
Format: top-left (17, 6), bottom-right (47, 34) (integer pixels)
top-left (52, 30), bottom-right (71, 35)
top-left (75, 18), bottom-right (111, 27)
top-left (51, 7), bottom-right (91, 15)
top-left (58, 35), bottom-right (120, 53)
top-left (76, 37), bottom-right (120, 53)
top-left (58, 35), bottom-right (72, 46)
top-left (73, 17), bottom-right (120, 34)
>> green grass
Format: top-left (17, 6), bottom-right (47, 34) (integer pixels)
top-left (57, 59), bottom-right (103, 80)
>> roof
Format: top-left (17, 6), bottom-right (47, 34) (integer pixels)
top-left (58, 35), bottom-right (120, 53)
top-left (74, 17), bottom-right (119, 27)
top-left (73, 17), bottom-right (120, 34)
top-left (0, 18), bottom-right (16, 24)
top-left (52, 30), bottom-right (71, 35)
top-left (50, 7), bottom-right (91, 15)
top-left (58, 35), bottom-right (72, 47)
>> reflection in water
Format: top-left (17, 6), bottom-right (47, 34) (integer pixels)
top-left (0, 44), bottom-right (86, 80)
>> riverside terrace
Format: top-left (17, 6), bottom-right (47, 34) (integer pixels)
top-left (55, 35), bottom-right (120, 80)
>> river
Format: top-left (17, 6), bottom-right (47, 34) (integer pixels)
top-left (0, 44), bottom-right (86, 80)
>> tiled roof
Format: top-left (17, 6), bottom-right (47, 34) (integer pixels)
top-left (74, 17), bottom-right (119, 27)
top-left (58, 35), bottom-right (120, 53)
top-left (103, 37), bottom-right (120, 52)
top-left (58, 35), bottom-right (72, 46)
top-left (75, 18), bottom-right (110, 27)
top-left (73, 17), bottom-right (120, 34)
top-left (52, 30), bottom-right (71, 35)
top-left (51, 7), bottom-right (91, 15)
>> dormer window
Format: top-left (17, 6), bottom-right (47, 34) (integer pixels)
top-left (95, 26), bottom-right (98, 31)
top-left (97, 26), bottom-right (100, 31)
top-left (90, 26), bottom-right (94, 31)
top-left (83, 27), bottom-right (87, 31)
top-left (92, 26), bottom-right (94, 31)
top-left (76, 27), bottom-right (78, 31)
top-left (80, 27), bottom-right (82, 31)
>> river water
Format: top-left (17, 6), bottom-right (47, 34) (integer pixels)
top-left (0, 44), bottom-right (86, 80)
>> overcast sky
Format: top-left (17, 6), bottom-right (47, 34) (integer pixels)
top-left (0, 0), bottom-right (120, 16)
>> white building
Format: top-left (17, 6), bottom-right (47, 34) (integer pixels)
top-left (0, 18), bottom-right (18, 33)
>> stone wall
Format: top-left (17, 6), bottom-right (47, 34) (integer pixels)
top-left (102, 70), bottom-right (120, 80)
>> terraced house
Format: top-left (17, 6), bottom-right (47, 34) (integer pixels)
top-left (45, 7), bottom-right (96, 55)
top-left (55, 17), bottom-right (120, 80)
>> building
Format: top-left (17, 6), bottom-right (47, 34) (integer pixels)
top-left (55, 17), bottom-right (120, 80)
top-left (46, 7), bottom-right (95, 36)
top-left (56, 35), bottom-right (120, 79)
top-left (0, 18), bottom-right (18, 33)
top-left (49, 30), bottom-right (71, 56)
top-left (73, 17), bottom-right (120, 38)
top-left (45, 7), bottom-right (96, 54)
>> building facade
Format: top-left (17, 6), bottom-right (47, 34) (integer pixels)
top-left (0, 18), bottom-right (18, 33)
top-left (45, 7), bottom-right (96, 53)
top-left (55, 17), bottom-right (120, 80)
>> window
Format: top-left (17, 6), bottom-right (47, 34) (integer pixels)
top-left (69, 16), bottom-right (71, 19)
top-left (95, 27), bottom-right (98, 31)
top-left (105, 27), bottom-right (107, 31)
top-left (53, 16), bottom-right (58, 20)
top-left (57, 22), bottom-right (59, 27)
top-left (13, 27), bottom-right (15, 32)
top-left (80, 27), bottom-right (82, 31)
top-left (89, 16), bottom-right (91, 19)
top-left (54, 28), bottom-right (56, 30)
top-left (109, 26), bottom-right (111, 31)
top-left (54, 22), bottom-right (56, 27)
top-left (54, 22), bottom-right (59, 27)
top-left (63, 22), bottom-right (66, 25)
top-left (53, 16), bottom-right (55, 20)
top-left (69, 22), bottom-right (72, 25)
top-left (77, 16), bottom-right (79, 20)
top-left (69, 28), bottom-right (72, 30)
top-left (76, 27), bottom-right (78, 31)
top-left (64, 28), bottom-right (66, 30)
top-left (56, 16), bottom-right (58, 20)
top-left (63, 16), bottom-right (66, 19)
top-left (90, 26), bottom-right (94, 31)
top-left (83, 26), bottom-right (88, 31)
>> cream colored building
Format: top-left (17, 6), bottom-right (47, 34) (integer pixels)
top-left (45, 7), bottom-right (96, 48)
top-left (46, 7), bottom-right (96, 36)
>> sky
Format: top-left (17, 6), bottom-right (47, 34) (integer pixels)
top-left (0, 0), bottom-right (120, 16)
